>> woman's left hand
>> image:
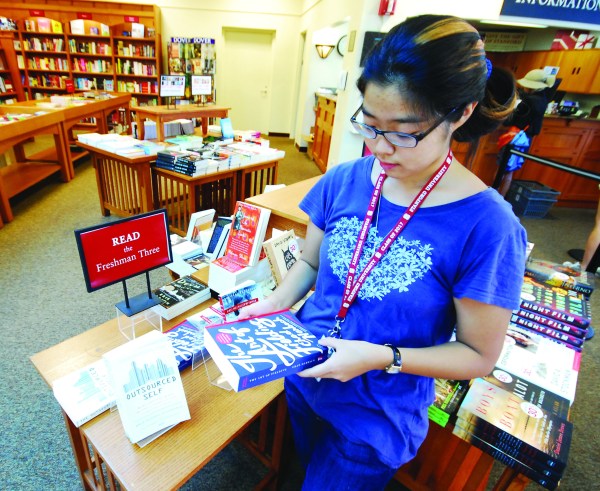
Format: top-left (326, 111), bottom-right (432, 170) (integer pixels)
top-left (297, 337), bottom-right (389, 382)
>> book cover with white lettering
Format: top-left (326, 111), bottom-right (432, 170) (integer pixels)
top-left (203, 310), bottom-right (327, 392)
top-left (223, 201), bottom-right (270, 267)
top-left (103, 330), bottom-right (190, 446)
top-left (151, 275), bottom-right (210, 320)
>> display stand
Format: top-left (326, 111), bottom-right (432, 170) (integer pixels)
top-left (201, 351), bottom-right (233, 391)
top-left (116, 305), bottom-right (162, 340)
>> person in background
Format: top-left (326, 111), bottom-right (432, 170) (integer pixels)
top-left (242, 15), bottom-right (526, 490)
top-left (497, 69), bottom-right (556, 197)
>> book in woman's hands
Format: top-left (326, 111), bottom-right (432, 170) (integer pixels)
top-left (203, 309), bottom-right (327, 392)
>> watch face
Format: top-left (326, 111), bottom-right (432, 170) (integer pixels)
top-left (386, 365), bottom-right (402, 374)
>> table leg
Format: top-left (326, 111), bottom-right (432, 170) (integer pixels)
top-left (54, 126), bottom-right (73, 182)
top-left (61, 411), bottom-right (95, 491)
top-left (136, 112), bottom-right (145, 140)
top-left (0, 174), bottom-right (12, 222)
top-left (201, 117), bottom-right (208, 136)
top-left (91, 154), bottom-right (110, 216)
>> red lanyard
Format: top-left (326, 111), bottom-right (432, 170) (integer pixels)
top-left (330, 149), bottom-right (453, 337)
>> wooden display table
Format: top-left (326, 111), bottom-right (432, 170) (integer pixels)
top-left (134, 104), bottom-right (230, 141)
top-left (0, 107), bottom-right (70, 223)
top-left (246, 175), bottom-right (320, 239)
top-left (76, 141), bottom-right (156, 219)
top-left (9, 93), bottom-right (132, 180)
top-left (152, 157), bottom-right (281, 236)
top-left (30, 292), bottom-right (288, 491)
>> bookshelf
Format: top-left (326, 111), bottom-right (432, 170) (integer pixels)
top-left (113, 22), bottom-right (160, 106)
top-left (0, 31), bottom-right (25, 104)
top-left (0, 1), bottom-right (162, 106)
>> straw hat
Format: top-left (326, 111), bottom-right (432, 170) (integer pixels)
top-left (517, 69), bottom-right (556, 90)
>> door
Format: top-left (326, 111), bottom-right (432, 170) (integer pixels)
top-left (220, 28), bottom-right (274, 134)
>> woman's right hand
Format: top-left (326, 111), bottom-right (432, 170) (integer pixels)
top-left (237, 297), bottom-right (280, 320)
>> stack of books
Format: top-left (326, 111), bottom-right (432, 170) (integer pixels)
top-left (451, 257), bottom-right (591, 489)
top-left (154, 149), bottom-right (195, 173)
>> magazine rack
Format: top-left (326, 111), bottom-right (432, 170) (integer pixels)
top-left (116, 306), bottom-right (162, 340)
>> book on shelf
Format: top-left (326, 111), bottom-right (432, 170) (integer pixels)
top-left (262, 229), bottom-right (301, 286)
top-left (164, 319), bottom-right (207, 372)
top-left (455, 378), bottom-right (572, 473)
top-left (452, 424), bottom-right (560, 490)
top-left (525, 258), bottom-right (595, 297)
top-left (497, 324), bottom-right (580, 404)
top-left (427, 378), bottom-right (469, 427)
top-left (102, 330), bottom-right (190, 447)
top-left (520, 277), bottom-right (590, 329)
top-left (151, 275), bottom-right (211, 321)
top-left (203, 309), bottom-right (327, 392)
top-left (52, 360), bottom-right (115, 428)
top-left (218, 280), bottom-right (264, 322)
top-left (482, 368), bottom-right (570, 419)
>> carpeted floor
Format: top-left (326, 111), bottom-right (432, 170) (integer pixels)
top-left (0, 136), bottom-right (597, 490)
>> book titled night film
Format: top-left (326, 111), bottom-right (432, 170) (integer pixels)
top-left (203, 309), bottom-right (327, 392)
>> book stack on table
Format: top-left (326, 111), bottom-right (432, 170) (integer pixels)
top-left (450, 257), bottom-right (594, 489)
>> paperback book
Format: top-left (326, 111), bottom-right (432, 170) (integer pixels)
top-left (452, 424), bottom-right (560, 490)
top-left (510, 314), bottom-right (584, 350)
top-left (513, 308), bottom-right (588, 339)
top-left (520, 278), bottom-right (590, 329)
top-left (218, 280), bottom-right (264, 321)
top-left (482, 368), bottom-right (570, 419)
top-left (262, 229), bottom-right (301, 286)
top-left (525, 258), bottom-right (595, 297)
top-left (455, 377), bottom-right (572, 472)
top-left (428, 378), bottom-right (469, 427)
top-left (151, 275), bottom-right (211, 321)
top-left (497, 324), bottom-right (580, 404)
top-left (164, 319), bottom-right (207, 371)
top-left (203, 309), bottom-right (327, 392)
top-left (102, 330), bottom-right (190, 446)
top-left (52, 360), bottom-right (115, 428)
top-left (224, 201), bottom-right (271, 267)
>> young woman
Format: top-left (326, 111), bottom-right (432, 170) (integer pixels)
top-left (242, 14), bottom-right (527, 490)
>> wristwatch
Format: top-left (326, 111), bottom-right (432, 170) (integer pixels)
top-left (384, 344), bottom-right (403, 374)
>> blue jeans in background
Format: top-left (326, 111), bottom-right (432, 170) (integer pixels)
top-left (285, 378), bottom-right (398, 491)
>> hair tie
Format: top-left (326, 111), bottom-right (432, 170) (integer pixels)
top-left (485, 58), bottom-right (493, 80)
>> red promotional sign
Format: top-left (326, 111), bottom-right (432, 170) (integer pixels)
top-left (77, 12), bottom-right (93, 20)
top-left (29, 10), bottom-right (45, 16)
top-left (124, 16), bottom-right (139, 23)
top-left (65, 79), bottom-right (75, 94)
top-left (75, 210), bottom-right (172, 292)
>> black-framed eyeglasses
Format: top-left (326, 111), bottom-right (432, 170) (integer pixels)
top-left (350, 106), bottom-right (458, 148)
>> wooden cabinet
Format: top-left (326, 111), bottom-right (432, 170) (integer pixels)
top-left (0, 31), bottom-right (25, 104)
top-left (312, 94), bottom-right (336, 173)
top-left (489, 49), bottom-right (600, 94)
top-left (464, 117), bottom-right (600, 208)
top-left (514, 118), bottom-right (600, 205)
top-left (555, 50), bottom-right (600, 94)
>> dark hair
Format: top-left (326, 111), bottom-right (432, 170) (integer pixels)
top-left (357, 15), bottom-right (517, 142)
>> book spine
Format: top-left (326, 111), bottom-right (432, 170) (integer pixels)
top-left (452, 423), bottom-right (560, 489)
top-left (72, 400), bottom-right (113, 427)
top-left (514, 309), bottom-right (588, 338)
top-left (510, 315), bottom-right (584, 349)
top-left (427, 405), bottom-right (451, 427)
top-left (524, 270), bottom-right (593, 296)
top-left (454, 413), bottom-right (568, 472)
top-left (520, 301), bottom-right (590, 329)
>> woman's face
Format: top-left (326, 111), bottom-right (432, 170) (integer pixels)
top-left (360, 83), bottom-right (456, 183)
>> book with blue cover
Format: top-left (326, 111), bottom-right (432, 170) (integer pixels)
top-left (164, 320), bottom-right (206, 372)
top-left (203, 309), bottom-right (327, 392)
